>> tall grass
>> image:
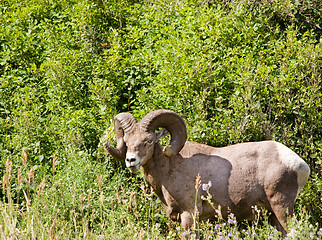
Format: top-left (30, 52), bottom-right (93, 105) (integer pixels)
top-left (1, 154), bottom-right (321, 239)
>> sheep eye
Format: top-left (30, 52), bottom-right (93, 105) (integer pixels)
top-left (145, 140), bottom-right (153, 146)
top-left (142, 138), bottom-right (154, 147)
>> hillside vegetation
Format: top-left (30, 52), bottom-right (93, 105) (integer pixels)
top-left (0, 0), bottom-right (321, 239)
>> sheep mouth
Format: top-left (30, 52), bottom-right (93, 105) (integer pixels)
top-left (129, 165), bottom-right (140, 173)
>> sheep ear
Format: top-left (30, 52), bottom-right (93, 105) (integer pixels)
top-left (156, 128), bottom-right (168, 140)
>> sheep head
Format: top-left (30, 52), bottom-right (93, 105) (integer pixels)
top-left (104, 109), bottom-right (187, 173)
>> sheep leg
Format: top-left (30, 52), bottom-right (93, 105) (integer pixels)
top-left (180, 211), bottom-right (194, 230)
top-left (269, 211), bottom-right (287, 237)
top-left (265, 172), bottom-right (297, 236)
top-left (269, 200), bottom-right (294, 237)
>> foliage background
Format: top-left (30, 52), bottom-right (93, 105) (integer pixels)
top-left (0, 0), bottom-right (321, 238)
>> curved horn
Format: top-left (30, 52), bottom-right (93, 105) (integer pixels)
top-left (140, 109), bottom-right (187, 157)
top-left (104, 112), bottom-right (137, 160)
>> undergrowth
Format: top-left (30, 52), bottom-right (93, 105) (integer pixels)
top-left (1, 155), bottom-right (321, 239)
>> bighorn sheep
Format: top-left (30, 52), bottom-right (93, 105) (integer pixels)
top-left (103, 109), bottom-right (310, 235)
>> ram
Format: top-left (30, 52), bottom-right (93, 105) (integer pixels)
top-left (103, 109), bottom-right (310, 235)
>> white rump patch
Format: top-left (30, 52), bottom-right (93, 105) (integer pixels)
top-left (275, 142), bottom-right (310, 196)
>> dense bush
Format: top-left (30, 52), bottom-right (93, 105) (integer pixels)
top-left (0, 0), bottom-right (321, 238)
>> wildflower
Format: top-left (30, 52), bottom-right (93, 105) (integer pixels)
top-left (182, 232), bottom-right (188, 237)
top-left (287, 229), bottom-right (297, 238)
top-left (202, 181), bottom-right (212, 191)
top-left (176, 226), bottom-right (181, 231)
top-left (317, 228), bottom-right (322, 236)
top-left (214, 224), bottom-right (220, 230)
top-left (228, 213), bottom-right (237, 224)
top-left (228, 218), bottom-right (237, 225)
top-left (310, 231), bottom-right (314, 238)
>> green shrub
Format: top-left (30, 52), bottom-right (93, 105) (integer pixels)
top-left (0, 0), bottom-right (320, 238)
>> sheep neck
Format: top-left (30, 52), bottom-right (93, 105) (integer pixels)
top-left (141, 142), bottom-right (171, 203)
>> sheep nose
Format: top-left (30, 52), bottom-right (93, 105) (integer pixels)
top-left (126, 157), bottom-right (136, 163)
